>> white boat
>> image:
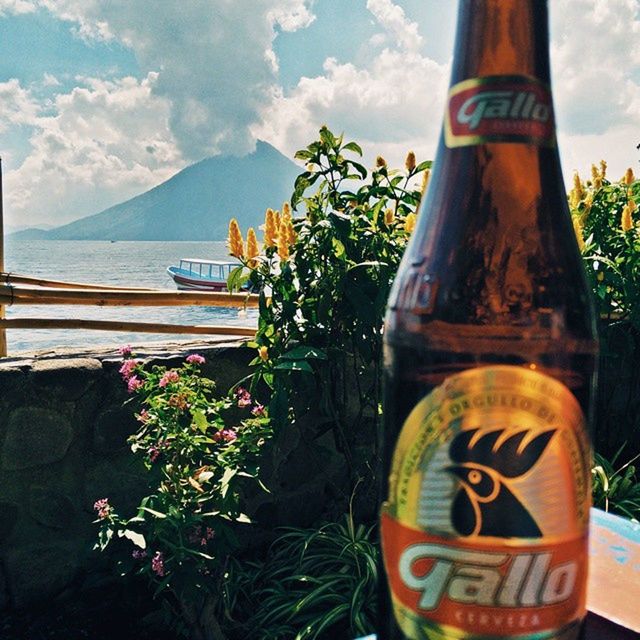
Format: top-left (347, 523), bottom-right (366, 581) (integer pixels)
top-left (166, 258), bottom-right (240, 291)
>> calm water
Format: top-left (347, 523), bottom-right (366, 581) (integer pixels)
top-left (2, 239), bottom-right (257, 354)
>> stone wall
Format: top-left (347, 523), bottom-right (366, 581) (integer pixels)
top-left (0, 339), bottom-right (360, 615)
top-left (0, 341), bottom-right (257, 612)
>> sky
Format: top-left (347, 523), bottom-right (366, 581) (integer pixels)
top-left (0, 0), bottom-right (639, 230)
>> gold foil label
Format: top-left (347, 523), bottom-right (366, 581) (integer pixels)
top-left (381, 366), bottom-right (590, 640)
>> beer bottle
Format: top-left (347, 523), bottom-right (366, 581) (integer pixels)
top-left (380, 1), bottom-right (598, 639)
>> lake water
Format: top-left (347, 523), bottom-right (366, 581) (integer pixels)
top-left (2, 239), bottom-right (257, 354)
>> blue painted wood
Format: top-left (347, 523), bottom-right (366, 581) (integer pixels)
top-left (588, 508), bottom-right (640, 633)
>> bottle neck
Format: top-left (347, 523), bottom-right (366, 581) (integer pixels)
top-left (451, 0), bottom-right (551, 84)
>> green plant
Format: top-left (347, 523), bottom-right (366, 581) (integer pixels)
top-left (94, 351), bottom-right (272, 640)
top-left (228, 126), bottom-right (429, 499)
top-left (236, 515), bottom-right (378, 640)
top-left (592, 448), bottom-right (640, 521)
top-left (570, 164), bottom-right (640, 327)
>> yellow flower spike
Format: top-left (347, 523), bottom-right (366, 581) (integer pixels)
top-left (591, 164), bottom-right (602, 190)
top-left (376, 155), bottom-right (387, 168)
top-left (384, 208), bottom-right (394, 226)
top-left (624, 168), bottom-right (635, 185)
top-left (597, 271), bottom-right (605, 282)
top-left (629, 199), bottom-right (637, 214)
top-left (227, 218), bottom-right (244, 259)
top-left (404, 212), bottom-right (417, 233)
top-left (246, 227), bottom-right (259, 267)
top-left (277, 226), bottom-right (290, 261)
top-left (405, 151), bottom-right (416, 173)
top-left (275, 210), bottom-right (282, 233)
top-left (572, 172), bottom-right (584, 200)
top-left (621, 204), bottom-right (633, 232)
top-left (258, 346), bottom-right (269, 362)
top-left (569, 190), bottom-right (580, 210)
top-left (583, 192), bottom-right (594, 214)
top-left (264, 208), bottom-right (277, 248)
top-left (599, 160), bottom-right (607, 179)
top-left (285, 220), bottom-right (297, 246)
top-left (282, 202), bottom-right (292, 226)
top-left (572, 216), bottom-right (585, 251)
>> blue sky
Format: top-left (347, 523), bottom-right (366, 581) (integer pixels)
top-left (1, 0), bottom-right (639, 229)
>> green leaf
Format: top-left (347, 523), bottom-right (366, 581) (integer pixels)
top-left (342, 141), bottom-right (363, 156)
top-left (280, 346), bottom-right (328, 361)
top-left (349, 161), bottom-right (368, 179)
top-left (140, 507), bottom-right (167, 519)
top-left (319, 126), bottom-right (337, 148)
top-left (227, 266), bottom-right (250, 293)
top-left (332, 237), bottom-right (346, 259)
top-left (197, 470), bottom-right (215, 483)
top-left (415, 160), bottom-right (432, 173)
top-left (274, 360), bottom-right (314, 373)
top-left (192, 409), bottom-right (208, 432)
top-left (294, 149), bottom-right (314, 161)
top-left (220, 467), bottom-right (238, 499)
top-left (121, 529), bottom-right (146, 549)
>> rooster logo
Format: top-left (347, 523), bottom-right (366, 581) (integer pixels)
top-left (446, 427), bottom-right (556, 538)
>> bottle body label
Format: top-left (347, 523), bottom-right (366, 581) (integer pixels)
top-left (445, 76), bottom-right (556, 148)
top-left (381, 365), bottom-right (590, 640)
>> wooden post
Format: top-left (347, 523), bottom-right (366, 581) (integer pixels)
top-left (0, 157), bottom-right (6, 357)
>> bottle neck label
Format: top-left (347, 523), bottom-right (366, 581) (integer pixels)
top-left (381, 365), bottom-right (590, 639)
top-left (445, 75), bottom-right (556, 148)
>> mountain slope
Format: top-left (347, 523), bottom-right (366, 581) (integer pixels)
top-left (20, 141), bottom-right (301, 241)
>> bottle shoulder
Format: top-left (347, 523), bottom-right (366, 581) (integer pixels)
top-left (390, 143), bottom-right (597, 341)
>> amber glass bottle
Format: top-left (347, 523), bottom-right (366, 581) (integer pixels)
top-left (379, 2), bottom-right (598, 639)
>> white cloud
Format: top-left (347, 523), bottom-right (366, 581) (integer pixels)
top-left (550, 0), bottom-right (640, 177)
top-left (256, 1), bottom-right (446, 169)
top-left (42, 73), bottom-right (61, 87)
top-left (35, 0), bottom-right (317, 159)
top-left (3, 0), bottom-right (640, 228)
top-left (3, 74), bottom-right (184, 227)
top-left (366, 0), bottom-right (423, 52)
top-left (268, 1), bottom-right (315, 32)
top-left (0, 0), bottom-right (35, 16)
top-left (0, 79), bottom-right (40, 132)
top-left (2, 0), bottom-right (319, 226)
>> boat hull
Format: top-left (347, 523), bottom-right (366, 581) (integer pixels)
top-left (167, 267), bottom-right (229, 291)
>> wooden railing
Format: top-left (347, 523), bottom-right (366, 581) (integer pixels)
top-left (0, 273), bottom-right (258, 357)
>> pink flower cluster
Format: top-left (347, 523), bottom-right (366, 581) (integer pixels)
top-left (186, 354), bottom-right (206, 365)
top-left (93, 498), bottom-right (111, 520)
top-left (252, 403), bottom-right (265, 416)
top-left (132, 549), bottom-right (147, 560)
top-left (119, 359), bottom-right (139, 381)
top-left (148, 445), bottom-right (161, 463)
top-left (236, 387), bottom-right (252, 407)
top-left (127, 376), bottom-right (143, 393)
top-left (235, 387), bottom-right (266, 416)
top-left (118, 345), bottom-right (133, 357)
top-left (159, 370), bottom-right (180, 388)
top-left (188, 525), bottom-right (215, 547)
top-left (213, 429), bottom-right (237, 444)
top-left (151, 551), bottom-right (165, 577)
